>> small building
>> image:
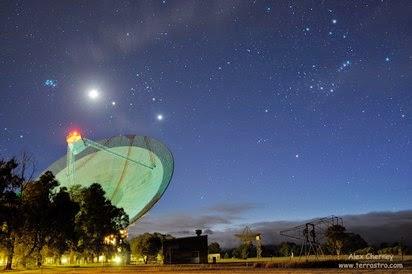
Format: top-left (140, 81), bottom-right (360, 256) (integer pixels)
top-left (208, 253), bottom-right (221, 263)
top-left (162, 230), bottom-right (208, 264)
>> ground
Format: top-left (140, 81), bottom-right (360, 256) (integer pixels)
top-left (3, 265), bottom-right (409, 274)
top-left (3, 256), bottom-right (411, 273)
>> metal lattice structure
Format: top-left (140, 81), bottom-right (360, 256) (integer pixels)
top-left (43, 133), bottom-right (174, 223)
top-left (280, 216), bottom-right (343, 259)
top-left (235, 226), bottom-right (262, 258)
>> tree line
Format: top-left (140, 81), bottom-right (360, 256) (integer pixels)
top-left (219, 225), bottom-right (409, 259)
top-left (0, 158), bottom-right (129, 270)
top-left (129, 232), bottom-right (173, 264)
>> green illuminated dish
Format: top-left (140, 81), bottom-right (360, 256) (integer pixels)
top-left (45, 135), bottom-right (174, 223)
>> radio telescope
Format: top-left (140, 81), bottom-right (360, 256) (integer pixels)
top-left (44, 131), bottom-right (174, 223)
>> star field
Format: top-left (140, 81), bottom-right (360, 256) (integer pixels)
top-left (0, 1), bottom-right (411, 225)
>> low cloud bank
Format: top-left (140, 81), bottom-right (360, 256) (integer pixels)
top-left (129, 204), bottom-right (412, 248)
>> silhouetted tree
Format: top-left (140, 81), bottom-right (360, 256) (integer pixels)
top-left (343, 233), bottom-right (368, 253)
top-left (16, 171), bottom-right (60, 266)
top-left (325, 225), bottom-right (346, 256)
top-left (130, 233), bottom-right (162, 263)
top-left (0, 159), bottom-right (24, 270)
top-left (233, 242), bottom-right (255, 259)
top-left (1, 155), bottom-right (129, 268)
top-left (46, 187), bottom-right (79, 263)
top-left (278, 242), bottom-right (299, 257)
top-left (72, 183), bottom-right (129, 262)
top-left (208, 242), bottom-right (221, 254)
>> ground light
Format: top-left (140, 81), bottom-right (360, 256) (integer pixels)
top-left (113, 255), bottom-right (122, 264)
top-left (61, 257), bottom-right (68, 264)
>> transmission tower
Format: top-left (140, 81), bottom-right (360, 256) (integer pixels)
top-left (280, 215), bottom-right (343, 260)
top-left (235, 226), bottom-right (262, 258)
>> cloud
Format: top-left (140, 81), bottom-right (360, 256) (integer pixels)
top-left (129, 208), bottom-right (412, 248)
top-left (129, 202), bottom-right (257, 239)
top-left (129, 213), bottom-right (229, 239)
top-left (207, 202), bottom-right (258, 215)
top-left (68, 1), bottom-right (250, 63)
top-left (341, 210), bottom-right (412, 246)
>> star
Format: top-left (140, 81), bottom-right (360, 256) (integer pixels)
top-left (156, 114), bottom-right (164, 121)
top-left (111, 101), bottom-right (116, 106)
top-left (44, 79), bottom-right (57, 88)
top-left (295, 154), bottom-right (299, 158)
top-left (332, 19), bottom-right (337, 24)
top-left (338, 60), bottom-right (351, 72)
top-left (257, 138), bottom-right (269, 144)
top-left (385, 57), bottom-right (390, 62)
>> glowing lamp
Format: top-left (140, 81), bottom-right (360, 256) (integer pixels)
top-left (61, 257), bottom-right (68, 264)
top-left (113, 255), bottom-right (122, 264)
top-left (66, 131), bottom-right (82, 144)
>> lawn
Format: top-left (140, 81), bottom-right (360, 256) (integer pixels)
top-left (3, 256), bottom-right (410, 273)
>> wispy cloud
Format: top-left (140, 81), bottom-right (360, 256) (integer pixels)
top-left (207, 202), bottom-right (258, 215)
top-left (68, 1), bottom-right (250, 63)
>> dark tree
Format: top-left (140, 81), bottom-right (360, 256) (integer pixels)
top-left (278, 242), bottom-right (299, 257)
top-left (17, 171), bottom-right (60, 266)
top-left (47, 187), bottom-right (80, 263)
top-left (343, 233), bottom-right (368, 253)
top-left (130, 233), bottom-right (163, 263)
top-left (325, 225), bottom-right (346, 256)
top-left (74, 183), bottom-right (129, 262)
top-left (0, 159), bottom-right (24, 270)
top-left (208, 242), bottom-right (221, 254)
top-left (233, 242), bottom-right (255, 259)
top-left (1, 157), bottom-right (129, 268)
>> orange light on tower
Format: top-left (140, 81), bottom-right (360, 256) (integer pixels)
top-left (66, 131), bottom-right (82, 144)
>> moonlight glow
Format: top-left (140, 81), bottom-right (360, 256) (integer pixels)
top-left (88, 89), bottom-right (99, 100)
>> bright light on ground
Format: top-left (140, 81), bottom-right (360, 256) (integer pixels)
top-left (61, 257), bottom-right (68, 264)
top-left (113, 255), bottom-right (122, 264)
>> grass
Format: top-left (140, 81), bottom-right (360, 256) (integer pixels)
top-left (218, 254), bottom-right (412, 263)
top-left (2, 256), bottom-right (411, 273)
top-left (2, 265), bottom-right (409, 274)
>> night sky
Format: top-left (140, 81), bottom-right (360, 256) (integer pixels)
top-left (1, 1), bottom-right (411, 232)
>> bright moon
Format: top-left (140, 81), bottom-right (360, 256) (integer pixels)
top-left (88, 89), bottom-right (99, 100)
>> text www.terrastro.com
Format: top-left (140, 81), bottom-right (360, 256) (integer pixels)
top-left (339, 262), bottom-right (403, 269)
